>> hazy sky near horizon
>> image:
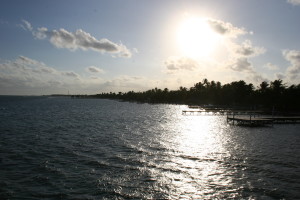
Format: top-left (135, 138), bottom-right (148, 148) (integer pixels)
top-left (1, 0), bottom-right (300, 95)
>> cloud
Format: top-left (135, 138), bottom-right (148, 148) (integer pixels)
top-left (62, 71), bottom-right (80, 78)
top-left (207, 18), bottom-right (247, 38)
top-left (225, 57), bottom-right (267, 84)
top-left (0, 19), bottom-right (8, 24)
top-left (283, 49), bottom-right (300, 80)
top-left (0, 55), bottom-right (56, 75)
top-left (102, 75), bottom-right (156, 92)
top-left (19, 19), bottom-right (33, 31)
top-left (287, 0), bottom-right (300, 5)
top-left (227, 57), bottom-right (252, 72)
top-left (0, 56), bottom-right (90, 95)
top-left (221, 37), bottom-right (267, 84)
top-left (132, 48), bottom-right (139, 54)
top-left (249, 71), bottom-right (266, 83)
top-left (263, 63), bottom-right (279, 71)
top-left (164, 56), bottom-right (199, 72)
top-left (0, 56), bottom-right (156, 95)
top-left (86, 66), bottom-right (105, 74)
top-left (276, 73), bottom-right (286, 80)
top-left (20, 20), bottom-right (132, 58)
top-left (35, 27), bottom-right (48, 39)
top-left (165, 17), bottom-right (268, 86)
top-left (234, 40), bottom-right (266, 57)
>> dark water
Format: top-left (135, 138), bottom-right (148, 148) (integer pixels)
top-left (0, 96), bottom-right (299, 199)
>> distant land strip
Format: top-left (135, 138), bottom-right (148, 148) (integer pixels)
top-left (55, 79), bottom-right (300, 113)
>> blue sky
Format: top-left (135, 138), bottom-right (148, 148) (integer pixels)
top-left (1, 0), bottom-right (300, 95)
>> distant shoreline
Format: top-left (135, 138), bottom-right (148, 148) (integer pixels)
top-left (1, 94), bottom-right (300, 115)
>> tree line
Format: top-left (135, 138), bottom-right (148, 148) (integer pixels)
top-left (90, 79), bottom-right (300, 112)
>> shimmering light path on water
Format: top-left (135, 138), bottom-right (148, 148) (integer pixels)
top-left (0, 96), bottom-right (299, 199)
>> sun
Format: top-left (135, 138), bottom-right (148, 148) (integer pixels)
top-left (177, 17), bottom-right (220, 59)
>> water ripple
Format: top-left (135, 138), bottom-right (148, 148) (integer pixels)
top-left (0, 97), bottom-right (300, 199)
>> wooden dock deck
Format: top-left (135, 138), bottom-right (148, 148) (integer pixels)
top-left (227, 115), bottom-right (300, 126)
top-left (227, 116), bottom-right (273, 126)
top-left (182, 108), bottom-right (300, 126)
top-left (261, 116), bottom-right (300, 123)
top-left (182, 109), bottom-right (262, 116)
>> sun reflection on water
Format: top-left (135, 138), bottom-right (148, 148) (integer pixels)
top-left (175, 115), bottom-right (227, 158)
top-left (158, 110), bottom-right (236, 198)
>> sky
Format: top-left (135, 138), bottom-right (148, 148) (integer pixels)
top-left (1, 0), bottom-right (300, 95)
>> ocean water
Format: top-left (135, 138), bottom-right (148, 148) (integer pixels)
top-left (0, 96), bottom-right (299, 199)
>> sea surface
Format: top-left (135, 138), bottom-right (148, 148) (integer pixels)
top-left (0, 96), bottom-right (299, 199)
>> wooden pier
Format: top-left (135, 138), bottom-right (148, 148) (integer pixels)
top-left (182, 109), bottom-right (262, 116)
top-left (227, 114), bottom-right (300, 126)
top-left (261, 116), bottom-right (300, 123)
top-left (227, 115), bottom-right (273, 126)
top-left (182, 108), bottom-right (300, 126)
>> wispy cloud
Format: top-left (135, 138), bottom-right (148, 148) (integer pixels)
top-left (287, 0), bottom-right (300, 6)
top-left (20, 20), bottom-right (133, 58)
top-left (19, 19), bottom-right (33, 31)
top-left (86, 66), bottom-right (105, 74)
top-left (0, 19), bottom-right (8, 25)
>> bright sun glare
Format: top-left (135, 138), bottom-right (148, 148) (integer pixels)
top-left (177, 17), bottom-right (220, 59)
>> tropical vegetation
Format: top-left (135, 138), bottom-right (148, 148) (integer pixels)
top-left (83, 79), bottom-right (300, 112)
